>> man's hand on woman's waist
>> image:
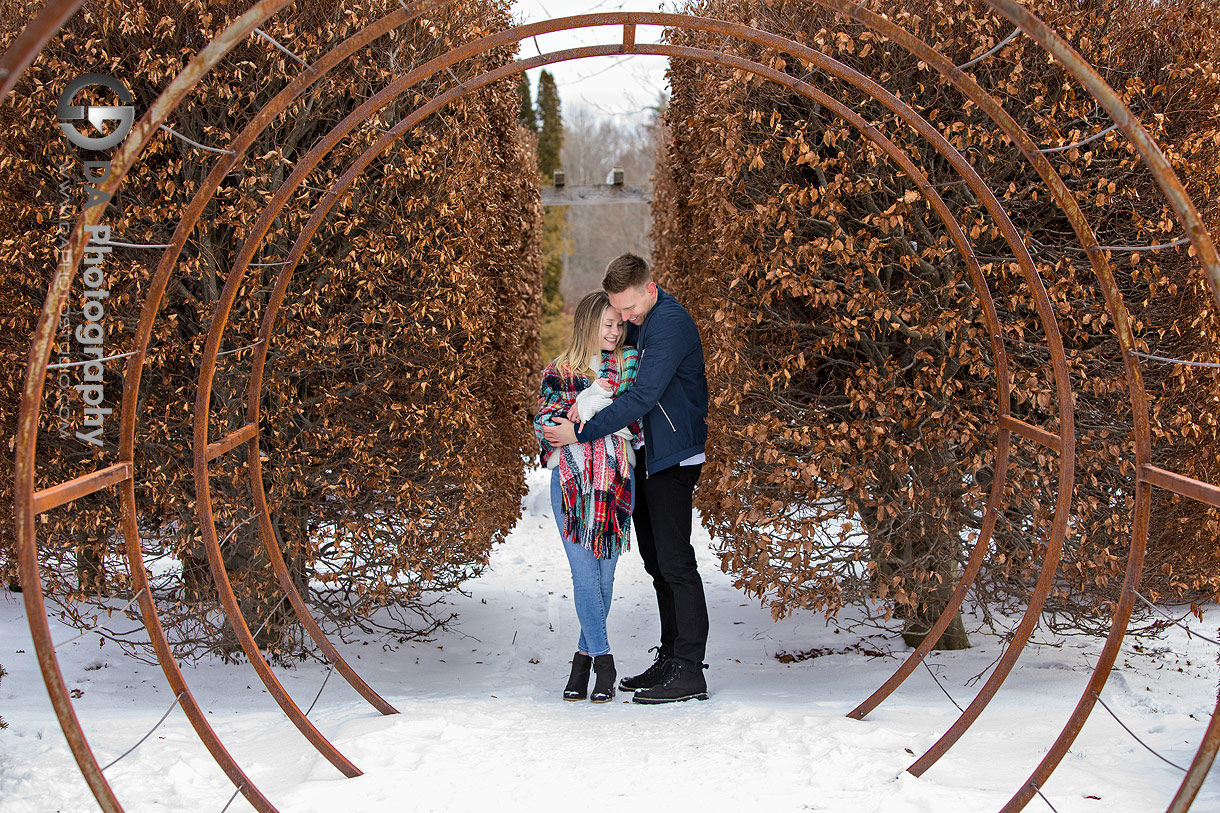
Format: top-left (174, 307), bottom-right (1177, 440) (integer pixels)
top-left (542, 417), bottom-right (579, 447)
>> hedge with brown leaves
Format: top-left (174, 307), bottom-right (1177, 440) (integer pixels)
top-left (0, 0), bottom-right (541, 659)
top-left (654, 0), bottom-right (1220, 638)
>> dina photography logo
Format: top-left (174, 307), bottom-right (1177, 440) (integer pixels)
top-left (50, 72), bottom-right (136, 449)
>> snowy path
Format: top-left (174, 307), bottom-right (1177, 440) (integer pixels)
top-left (2, 466), bottom-right (1218, 812)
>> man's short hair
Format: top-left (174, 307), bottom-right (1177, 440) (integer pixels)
top-left (602, 253), bottom-right (651, 293)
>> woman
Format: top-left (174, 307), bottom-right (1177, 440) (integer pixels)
top-left (535, 290), bottom-right (642, 703)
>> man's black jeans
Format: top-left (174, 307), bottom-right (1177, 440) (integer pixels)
top-left (633, 445), bottom-right (708, 666)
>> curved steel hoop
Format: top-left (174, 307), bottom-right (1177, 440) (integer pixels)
top-left (219, 13), bottom-right (1080, 793)
top-left (10, 0), bottom-right (334, 809)
top-left (0, 0), bottom-right (83, 99)
top-left (4, 3), bottom-right (1219, 813)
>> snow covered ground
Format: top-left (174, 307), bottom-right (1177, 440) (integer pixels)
top-left (2, 466), bottom-right (1218, 812)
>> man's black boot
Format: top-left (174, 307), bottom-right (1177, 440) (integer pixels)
top-left (590, 654), bottom-right (616, 703)
top-left (563, 652), bottom-right (593, 701)
top-left (631, 658), bottom-right (708, 704)
top-left (618, 646), bottom-right (670, 692)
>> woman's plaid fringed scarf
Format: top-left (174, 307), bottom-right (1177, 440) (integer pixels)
top-left (535, 350), bottom-right (641, 559)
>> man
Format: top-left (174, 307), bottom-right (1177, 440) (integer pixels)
top-left (543, 253), bottom-right (710, 704)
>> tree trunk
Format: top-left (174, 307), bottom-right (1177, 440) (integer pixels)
top-left (863, 451), bottom-right (972, 650)
top-left (74, 525), bottom-right (107, 597)
top-left (901, 556), bottom-right (971, 650)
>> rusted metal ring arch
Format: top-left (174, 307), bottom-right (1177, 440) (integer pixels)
top-left (206, 44), bottom-right (1025, 783)
top-left (4, 3), bottom-right (1218, 812)
top-left (125, 4), bottom-right (413, 741)
top-left (813, 5), bottom-right (1213, 810)
top-left (0, 0), bottom-right (82, 100)
top-left (758, 5), bottom-right (1220, 808)
top-left (187, 10), bottom-right (1220, 808)
top-left (53, 2), bottom-right (432, 810)
top-left (218, 14), bottom-right (1082, 800)
top-left (110, 11), bottom-right (430, 812)
top-left (111, 7), bottom-right (423, 809)
top-left (12, 2), bottom-right (349, 811)
top-left (0, 3), bottom-right (1200, 805)
top-left (7, 6), bottom-right (1210, 810)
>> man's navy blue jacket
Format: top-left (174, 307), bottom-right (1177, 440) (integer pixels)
top-left (575, 287), bottom-right (708, 476)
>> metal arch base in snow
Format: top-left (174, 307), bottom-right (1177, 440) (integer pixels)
top-left (4, 2), bottom-right (1220, 813)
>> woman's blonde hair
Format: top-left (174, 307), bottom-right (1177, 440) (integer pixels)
top-left (552, 290), bottom-right (625, 378)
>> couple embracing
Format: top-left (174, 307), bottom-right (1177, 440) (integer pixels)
top-left (535, 253), bottom-right (710, 705)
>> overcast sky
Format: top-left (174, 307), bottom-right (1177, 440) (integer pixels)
top-left (510, 1), bottom-right (677, 125)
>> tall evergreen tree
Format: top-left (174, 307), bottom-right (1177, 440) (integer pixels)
top-left (540, 209), bottom-right (566, 318)
top-left (533, 72), bottom-right (565, 319)
top-left (536, 70), bottom-right (563, 182)
top-left (518, 73), bottom-right (537, 133)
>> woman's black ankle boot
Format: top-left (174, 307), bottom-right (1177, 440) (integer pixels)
top-left (591, 654), bottom-right (616, 703)
top-left (564, 652), bottom-right (593, 701)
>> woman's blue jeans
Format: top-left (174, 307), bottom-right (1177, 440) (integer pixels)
top-left (550, 465), bottom-right (633, 657)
